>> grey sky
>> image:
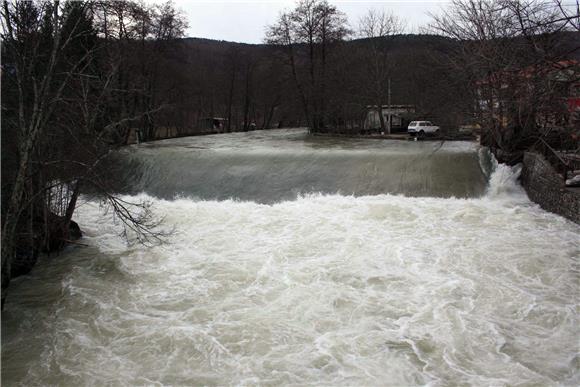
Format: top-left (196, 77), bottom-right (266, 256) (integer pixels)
top-left (170, 1), bottom-right (450, 43)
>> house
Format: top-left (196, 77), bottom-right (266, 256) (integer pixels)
top-left (363, 105), bottom-right (416, 133)
top-left (476, 60), bottom-right (580, 132)
top-left (198, 117), bottom-right (228, 132)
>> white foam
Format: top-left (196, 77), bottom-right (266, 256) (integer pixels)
top-left (3, 156), bottom-right (579, 386)
top-left (3, 165), bottom-right (579, 386)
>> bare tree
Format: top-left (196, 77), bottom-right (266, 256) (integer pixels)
top-left (0, 0), bottom-right (177, 307)
top-left (1, 1), bottom-right (91, 305)
top-left (358, 9), bottom-right (405, 133)
top-left (266, 0), bottom-right (349, 132)
top-left (429, 0), bottom-right (578, 152)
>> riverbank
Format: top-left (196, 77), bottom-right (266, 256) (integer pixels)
top-left (126, 126), bottom-right (266, 144)
top-left (521, 151), bottom-right (580, 224)
top-left (490, 146), bottom-right (580, 224)
top-left (311, 131), bottom-right (478, 142)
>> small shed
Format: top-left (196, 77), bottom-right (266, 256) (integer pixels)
top-left (364, 105), bottom-right (416, 132)
top-left (198, 117), bottom-right (228, 132)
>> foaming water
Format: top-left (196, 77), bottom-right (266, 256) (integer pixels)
top-left (2, 131), bottom-right (579, 386)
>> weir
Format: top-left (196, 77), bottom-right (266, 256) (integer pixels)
top-left (115, 129), bottom-right (488, 202)
top-left (2, 129), bottom-right (579, 386)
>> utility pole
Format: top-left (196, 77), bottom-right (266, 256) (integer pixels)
top-left (387, 78), bottom-right (392, 134)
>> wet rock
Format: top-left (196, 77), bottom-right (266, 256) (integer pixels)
top-left (10, 244), bottom-right (39, 278)
top-left (43, 213), bottom-right (83, 252)
top-left (522, 152), bottom-right (580, 224)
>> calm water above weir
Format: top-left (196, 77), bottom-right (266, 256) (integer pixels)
top-left (2, 129), bottom-right (579, 386)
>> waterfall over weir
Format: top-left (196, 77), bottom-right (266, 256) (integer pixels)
top-left (116, 129), bottom-right (489, 202)
top-left (2, 129), bottom-right (579, 386)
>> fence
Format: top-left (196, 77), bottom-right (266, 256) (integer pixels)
top-left (533, 137), bottom-right (572, 180)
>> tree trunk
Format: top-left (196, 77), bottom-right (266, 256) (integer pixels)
top-left (377, 105), bottom-right (386, 131)
top-left (287, 45), bottom-right (311, 130)
top-left (227, 66), bottom-right (236, 132)
top-left (243, 64), bottom-right (252, 131)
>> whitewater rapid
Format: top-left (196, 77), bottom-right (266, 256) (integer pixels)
top-left (2, 130), bottom-right (579, 386)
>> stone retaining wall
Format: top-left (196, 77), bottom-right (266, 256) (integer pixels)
top-left (521, 152), bottom-right (580, 224)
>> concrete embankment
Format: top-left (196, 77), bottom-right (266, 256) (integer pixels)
top-left (311, 131), bottom-right (477, 141)
top-left (521, 151), bottom-right (580, 224)
top-left (126, 126), bottom-right (255, 144)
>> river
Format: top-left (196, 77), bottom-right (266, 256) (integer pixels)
top-left (2, 129), bottom-right (579, 386)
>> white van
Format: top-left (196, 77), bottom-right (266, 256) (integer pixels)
top-left (407, 121), bottom-right (440, 136)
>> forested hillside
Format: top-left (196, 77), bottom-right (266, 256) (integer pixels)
top-left (133, 34), bottom-right (471, 135)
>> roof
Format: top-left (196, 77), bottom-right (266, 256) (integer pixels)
top-left (366, 104), bottom-right (415, 109)
top-left (477, 60), bottom-right (580, 85)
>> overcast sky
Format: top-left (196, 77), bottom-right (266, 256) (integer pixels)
top-left (169, 1), bottom-right (450, 43)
